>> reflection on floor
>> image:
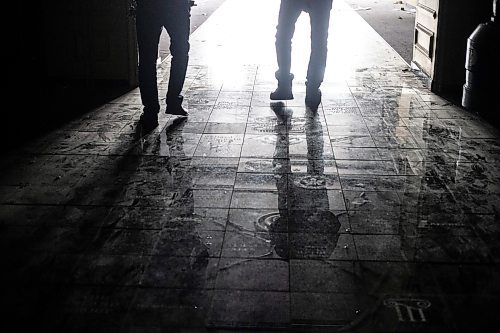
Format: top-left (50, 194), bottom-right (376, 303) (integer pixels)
top-left (1, 0), bottom-right (499, 332)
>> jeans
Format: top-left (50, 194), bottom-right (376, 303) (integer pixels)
top-left (136, 0), bottom-right (191, 112)
top-left (275, 0), bottom-right (333, 87)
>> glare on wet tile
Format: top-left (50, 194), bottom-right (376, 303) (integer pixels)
top-left (247, 106), bottom-right (290, 124)
top-left (333, 147), bottom-right (383, 160)
top-left (320, 87), bottom-right (355, 101)
top-left (238, 158), bottom-right (290, 174)
top-left (288, 135), bottom-right (334, 159)
top-left (245, 122), bottom-right (287, 135)
top-left (289, 118), bottom-right (329, 134)
top-left (141, 132), bottom-right (202, 157)
top-left (204, 122), bottom-right (246, 134)
top-left (208, 106), bottom-right (250, 123)
top-left (166, 121), bottom-right (206, 134)
top-left (323, 100), bottom-right (359, 110)
top-left (330, 135), bottom-right (376, 148)
top-left (251, 91), bottom-right (278, 107)
top-left (184, 89), bottom-right (220, 106)
top-left (216, 91), bottom-right (253, 107)
top-left (324, 114), bottom-right (365, 127)
top-left (189, 77), bottom-right (223, 91)
top-left (180, 105), bottom-right (213, 122)
top-left (336, 160), bottom-right (398, 175)
top-left (241, 134), bottom-right (286, 158)
top-left (328, 125), bottom-right (370, 136)
top-left (193, 133), bottom-right (244, 158)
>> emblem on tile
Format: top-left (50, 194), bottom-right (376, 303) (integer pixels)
top-left (383, 298), bottom-right (431, 322)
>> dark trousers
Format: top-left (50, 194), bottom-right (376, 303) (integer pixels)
top-left (136, 0), bottom-right (191, 113)
top-left (275, 0), bottom-right (333, 87)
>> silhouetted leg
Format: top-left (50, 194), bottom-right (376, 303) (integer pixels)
top-left (164, 0), bottom-right (191, 113)
top-left (275, 0), bottom-right (302, 79)
top-left (305, 0), bottom-right (332, 109)
top-left (136, 3), bottom-right (162, 114)
top-left (306, 0), bottom-right (332, 88)
top-left (271, 1), bottom-right (302, 100)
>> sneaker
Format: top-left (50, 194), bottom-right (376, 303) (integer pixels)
top-left (139, 112), bottom-right (159, 133)
top-left (166, 95), bottom-right (188, 116)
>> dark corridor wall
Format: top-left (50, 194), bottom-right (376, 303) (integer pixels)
top-left (5, 3), bottom-right (46, 149)
top-left (4, 1), bottom-right (137, 151)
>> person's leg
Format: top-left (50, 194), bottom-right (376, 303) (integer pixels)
top-left (136, 2), bottom-right (163, 115)
top-left (305, 0), bottom-right (332, 107)
top-left (164, 0), bottom-right (191, 115)
top-left (271, 0), bottom-right (302, 100)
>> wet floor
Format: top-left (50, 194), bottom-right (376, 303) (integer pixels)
top-left (1, 0), bottom-right (499, 332)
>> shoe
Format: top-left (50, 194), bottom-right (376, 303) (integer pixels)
top-left (166, 95), bottom-right (188, 116)
top-left (270, 73), bottom-right (294, 100)
top-left (305, 87), bottom-right (322, 110)
top-left (270, 87), bottom-right (294, 100)
top-left (139, 112), bottom-right (159, 133)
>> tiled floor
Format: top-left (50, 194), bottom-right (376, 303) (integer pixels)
top-left (1, 0), bottom-right (499, 332)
